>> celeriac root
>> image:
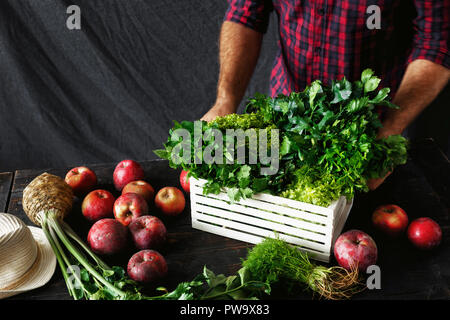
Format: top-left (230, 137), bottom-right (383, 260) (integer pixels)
top-left (22, 172), bottom-right (73, 226)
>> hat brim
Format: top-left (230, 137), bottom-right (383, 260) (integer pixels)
top-left (0, 226), bottom-right (56, 299)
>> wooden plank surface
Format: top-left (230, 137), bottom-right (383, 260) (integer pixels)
top-left (0, 172), bottom-right (13, 212)
top-left (4, 139), bottom-right (450, 300)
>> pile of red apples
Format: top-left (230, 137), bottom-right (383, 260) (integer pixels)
top-left (64, 160), bottom-right (191, 284)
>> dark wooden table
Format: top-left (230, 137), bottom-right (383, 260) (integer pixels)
top-left (1, 138), bottom-right (449, 300)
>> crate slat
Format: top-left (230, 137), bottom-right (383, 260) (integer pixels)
top-left (192, 178), bottom-right (340, 216)
top-left (190, 178), bottom-right (353, 262)
top-left (191, 219), bottom-right (330, 262)
top-left (191, 188), bottom-right (332, 226)
top-left (192, 203), bottom-right (331, 246)
top-left (251, 192), bottom-right (339, 215)
top-left (193, 193), bottom-right (330, 235)
top-left (331, 198), bottom-right (353, 245)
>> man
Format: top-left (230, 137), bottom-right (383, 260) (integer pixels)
top-left (201, 0), bottom-right (449, 189)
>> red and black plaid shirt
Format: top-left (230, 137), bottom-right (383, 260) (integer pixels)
top-left (225, 0), bottom-right (449, 98)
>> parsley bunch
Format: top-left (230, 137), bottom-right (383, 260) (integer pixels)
top-left (252, 69), bottom-right (408, 205)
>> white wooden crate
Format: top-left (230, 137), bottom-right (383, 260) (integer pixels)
top-left (190, 178), bottom-right (353, 262)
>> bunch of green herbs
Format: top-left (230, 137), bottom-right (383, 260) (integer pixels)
top-left (155, 69), bottom-right (408, 206)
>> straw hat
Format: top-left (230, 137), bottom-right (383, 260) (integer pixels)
top-left (0, 213), bottom-right (56, 299)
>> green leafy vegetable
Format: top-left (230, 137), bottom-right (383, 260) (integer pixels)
top-left (148, 266), bottom-right (269, 300)
top-left (242, 237), bottom-right (364, 299)
top-left (155, 69), bottom-right (408, 206)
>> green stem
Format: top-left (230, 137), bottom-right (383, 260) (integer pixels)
top-left (41, 216), bottom-right (76, 298)
top-left (47, 223), bottom-right (85, 299)
top-left (46, 213), bottom-right (127, 299)
top-left (200, 281), bottom-right (266, 300)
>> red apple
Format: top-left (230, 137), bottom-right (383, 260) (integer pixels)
top-left (65, 166), bottom-right (97, 196)
top-left (81, 189), bottom-right (115, 222)
top-left (87, 218), bottom-right (128, 255)
top-left (179, 170), bottom-right (190, 193)
top-left (113, 160), bottom-right (145, 191)
top-left (113, 193), bottom-right (149, 226)
top-left (334, 230), bottom-right (378, 272)
top-left (129, 216), bottom-right (167, 250)
top-left (122, 180), bottom-right (155, 203)
top-left (372, 204), bottom-right (409, 237)
top-left (407, 217), bottom-right (442, 250)
top-left (127, 250), bottom-right (168, 283)
top-left (154, 187), bottom-right (185, 216)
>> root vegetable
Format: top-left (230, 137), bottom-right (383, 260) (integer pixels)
top-left (22, 173), bottom-right (137, 300)
top-left (23, 172), bottom-right (73, 226)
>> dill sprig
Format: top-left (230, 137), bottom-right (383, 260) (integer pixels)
top-left (242, 237), bottom-right (365, 300)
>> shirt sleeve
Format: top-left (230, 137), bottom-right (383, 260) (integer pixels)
top-left (224, 0), bottom-right (273, 34)
top-left (407, 0), bottom-right (450, 68)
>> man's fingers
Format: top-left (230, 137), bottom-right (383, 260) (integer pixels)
top-left (367, 177), bottom-right (384, 190)
top-left (200, 114), bottom-right (213, 122)
top-left (367, 171), bottom-right (392, 190)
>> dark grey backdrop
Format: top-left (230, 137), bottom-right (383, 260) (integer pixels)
top-left (0, 0), bottom-right (448, 172)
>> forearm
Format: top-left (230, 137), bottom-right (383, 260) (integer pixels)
top-left (215, 21), bottom-right (263, 113)
top-left (379, 59), bottom-right (450, 138)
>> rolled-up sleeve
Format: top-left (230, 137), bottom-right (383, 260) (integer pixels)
top-left (407, 0), bottom-right (450, 68)
top-left (224, 0), bottom-right (273, 34)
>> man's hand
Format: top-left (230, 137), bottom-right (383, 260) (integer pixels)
top-left (366, 129), bottom-right (395, 190)
top-left (201, 102), bottom-right (235, 122)
top-left (367, 172), bottom-right (392, 191)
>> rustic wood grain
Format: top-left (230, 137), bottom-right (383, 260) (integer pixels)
top-left (0, 172), bottom-right (13, 212)
top-left (4, 139), bottom-right (450, 300)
